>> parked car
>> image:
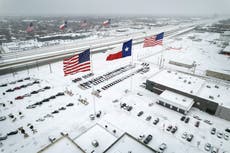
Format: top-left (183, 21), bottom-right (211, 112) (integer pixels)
top-left (66, 103), bottom-right (74, 107)
top-left (224, 133), bottom-right (229, 140)
top-left (56, 92), bottom-right (65, 96)
top-left (146, 116), bottom-right (152, 121)
top-left (0, 116), bottom-right (6, 121)
top-left (195, 121), bottom-right (200, 127)
top-left (158, 143), bottom-right (167, 153)
top-left (7, 130), bottom-right (18, 136)
top-left (211, 146), bottom-right (218, 153)
top-left (127, 106), bottom-right (133, 111)
top-left (143, 134), bottom-right (152, 144)
top-left (186, 134), bottom-right (194, 142)
top-left (211, 128), bottom-right (216, 135)
top-left (217, 132), bottom-right (223, 139)
top-left (137, 111), bottom-right (144, 117)
top-left (51, 110), bottom-right (59, 114)
top-left (166, 125), bottom-right (172, 131)
top-left (225, 128), bottom-right (230, 133)
top-left (120, 103), bottom-right (126, 108)
top-left (171, 126), bottom-right (178, 134)
top-left (204, 143), bottom-right (211, 151)
top-left (15, 96), bottom-right (24, 100)
top-left (182, 132), bottom-right (187, 139)
top-left (185, 117), bottom-right (190, 123)
top-left (153, 118), bottom-right (159, 125)
top-left (0, 134), bottom-right (7, 141)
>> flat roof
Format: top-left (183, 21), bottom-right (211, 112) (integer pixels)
top-left (148, 69), bottom-right (230, 109)
top-left (38, 136), bottom-right (84, 153)
top-left (104, 133), bottom-right (156, 153)
top-left (148, 70), bottom-right (205, 95)
top-left (198, 82), bottom-right (230, 108)
top-left (223, 45), bottom-right (230, 53)
top-left (74, 124), bottom-right (117, 153)
top-left (159, 90), bottom-right (194, 111)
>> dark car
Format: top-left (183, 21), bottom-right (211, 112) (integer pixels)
top-left (185, 117), bottom-right (190, 123)
top-left (153, 118), bottom-right (159, 125)
top-left (195, 121), bottom-right (200, 127)
top-left (180, 116), bottom-right (186, 121)
top-left (42, 98), bottom-right (50, 102)
top-left (56, 92), bottom-right (65, 96)
top-left (59, 107), bottom-right (66, 111)
top-left (127, 106), bottom-right (133, 111)
top-left (146, 116), bottom-right (152, 121)
top-left (43, 86), bottom-right (51, 90)
top-left (225, 128), bottom-right (230, 133)
top-left (66, 103), bottom-right (74, 107)
top-left (171, 126), bottom-right (178, 134)
top-left (120, 103), bottom-right (126, 108)
top-left (15, 96), bottom-right (24, 100)
top-left (137, 111), bottom-right (144, 117)
top-left (7, 130), bottom-right (18, 136)
top-left (49, 96), bottom-right (56, 99)
top-left (166, 125), bottom-right (172, 131)
top-left (6, 89), bottom-right (14, 92)
top-left (51, 110), bottom-right (59, 114)
top-left (31, 91), bottom-right (39, 94)
top-left (186, 134), bottom-right (194, 142)
top-left (143, 134), bottom-right (153, 144)
top-left (211, 128), bottom-right (216, 135)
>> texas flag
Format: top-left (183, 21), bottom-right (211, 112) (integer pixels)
top-left (106, 39), bottom-right (132, 61)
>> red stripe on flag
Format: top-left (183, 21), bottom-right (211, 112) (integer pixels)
top-left (106, 51), bottom-right (122, 61)
top-left (63, 54), bottom-right (90, 76)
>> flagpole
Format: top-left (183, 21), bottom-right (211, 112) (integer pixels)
top-left (130, 38), bottom-right (133, 92)
top-left (90, 46), bottom-right (96, 116)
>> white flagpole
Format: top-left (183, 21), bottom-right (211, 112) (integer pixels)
top-left (90, 47), bottom-right (96, 116)
top-left (130, 39), bottom-right (133, 92)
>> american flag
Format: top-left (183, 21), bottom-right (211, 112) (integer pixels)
top-left (26, 22), bottom-right (34, 33)
top-left (102, 19), bottom-right (111, 26)
top-left (143, 32), bottom-right (164, 48)
top-left (63, 49), bottom-right (90, 76)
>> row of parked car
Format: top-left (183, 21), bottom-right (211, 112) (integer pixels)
top-left (4, 80), bottom-right (39, 94)
top-left (137, 111), bottom-right (160, 126)
top-left (79, 64), bottom-right (134, 89)
top-left (0, 77), bottom-right (31, 87)
top-left (72, 73), bottom-right (94, 83)
top-left (26, 92), bottom-right (65, 109)
top-left (181, 132), bottom-right (194, 142)
top-left (139, 134), bottom-right (167, 153)
top-left (210, 127), bottom-right (229, 141)
top-left (204, 143), bottom-right (219, 153)
top-left (101, 72), bottom-right (135, 90)
top-left (15, 86), bottom-right (51, 100)
top-left (36, 102), bottom-right (74, 122)
top-left (120, 103), bottom-right (133, 112)
top-left (181, 115), bottom-right (200, 127)
top-left (0, 123), bottom-right (37, 142)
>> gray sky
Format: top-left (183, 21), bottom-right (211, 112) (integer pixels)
top-left (0, 0), bottom-right (230, 16)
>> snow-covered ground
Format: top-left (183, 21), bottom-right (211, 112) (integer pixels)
top-left (0, 26), bottom-right (230, 153)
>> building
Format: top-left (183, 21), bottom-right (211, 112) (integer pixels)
top-left (104, 133), bottom-right (157, 153)
top-left (221, 45), bottom-right (230, 56)
top-left (206, 69), bottom-right (230, 81)
top-left (146, 70), bottom-right (230, 121)
top-left (38, 135), bottom-right (85, 153)
top-left (157, 90), bottom-right (194, 115)
top-left (220, 31), bottom-right (230, 41)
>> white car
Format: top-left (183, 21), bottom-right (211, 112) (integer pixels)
top-left (204, 143), bottom-right (211, 151)
top-left (158, 143), bottom-right (167, 153)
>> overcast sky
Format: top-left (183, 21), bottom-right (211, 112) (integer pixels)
top-left (0, 0), bottom-right (230, 16)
